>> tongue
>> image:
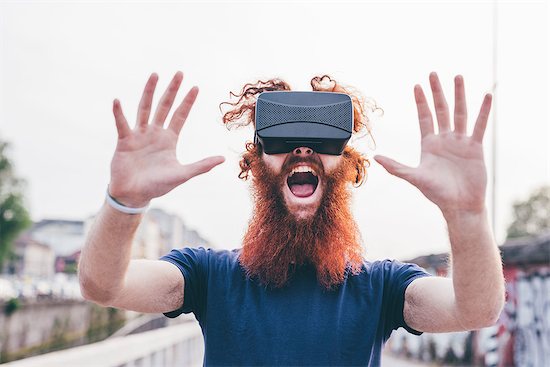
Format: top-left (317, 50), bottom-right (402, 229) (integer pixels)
top-left (290, 183), bottom-right (315, 197)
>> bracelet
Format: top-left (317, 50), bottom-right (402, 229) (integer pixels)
top-left (105, 186), bottom-right (149, 215)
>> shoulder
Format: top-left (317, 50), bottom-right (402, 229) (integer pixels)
top-left (161, 246), bottom-right (242, 271)
top-left (163, 246), bottom-right (239, 259)
top-left (358, 259), bottom-right (431, 284)
top-left (366, 258), bottom-right (427, 271)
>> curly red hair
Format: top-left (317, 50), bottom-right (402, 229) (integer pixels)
top-left (220, 75), bottom-right (380, 186)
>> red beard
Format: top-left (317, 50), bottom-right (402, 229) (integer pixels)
top-left (239, 146), bottom-right (366, 289)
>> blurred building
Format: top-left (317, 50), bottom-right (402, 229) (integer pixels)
top-left (55, 249), bottom-right (81, 273)
top-left (133, 211), bottom-right (163, 259)
top-left (30, 219), bottom-right (85, 257)
top-left (147, 207), bottom-right (212, 255)
top-left (147, 208), bottom-right (185, 255)
top-left (181, 228), bottom-right (210, 249)
top-left (84, 207), bottom-right (212, 260)
top-left (8, 234), bottom-right (55, 278)
top-left (5, 208), bottom-right (213, 278)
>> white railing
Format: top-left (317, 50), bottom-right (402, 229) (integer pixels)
top-left (3, 322), bottom-right (204, 367)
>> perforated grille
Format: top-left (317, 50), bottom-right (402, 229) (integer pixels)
top-left (256, 99), bottom-right (352, 131)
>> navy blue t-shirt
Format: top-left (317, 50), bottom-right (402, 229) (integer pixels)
top-left (159, 247), bottom-right (431, 366)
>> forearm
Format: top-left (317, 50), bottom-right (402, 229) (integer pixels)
top-left (78, 201), bottom-right (142, 304)
top-left (444, 207), bottom-right (505, 328)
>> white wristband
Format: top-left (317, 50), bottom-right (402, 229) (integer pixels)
top-left (105, 186), bottom-right (149, 215)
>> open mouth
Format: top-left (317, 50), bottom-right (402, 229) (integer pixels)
top-left (286, 165), bottom-right (319, 198)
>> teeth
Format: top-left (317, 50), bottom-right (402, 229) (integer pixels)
top-left (289, 165), bottom-right (317, 177)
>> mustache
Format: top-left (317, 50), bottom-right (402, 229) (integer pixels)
top-left (281, 154), bottom-right (325, 177)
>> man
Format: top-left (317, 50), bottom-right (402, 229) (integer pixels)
top-left (78, 71), bottom-right (505, 366)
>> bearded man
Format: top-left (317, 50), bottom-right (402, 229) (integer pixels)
top-left (78, 71), bottom-right (505, 366)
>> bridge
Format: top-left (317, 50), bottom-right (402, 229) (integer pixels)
top-left (2, 322), bottom-right (204, 367)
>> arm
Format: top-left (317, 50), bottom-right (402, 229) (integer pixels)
top-left (375, 73), bottom-right (505, 333)
top-left (78, 72), bottom-right (224, 312)
top-left (79, 202), bottom-right (184, 313)
top-left (404, 208), bottom-right (504, 332)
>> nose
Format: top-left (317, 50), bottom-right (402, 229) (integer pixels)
top-left (292, 146), bottom-right (313, 157)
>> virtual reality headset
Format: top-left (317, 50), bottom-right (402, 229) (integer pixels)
top-left (254, 91), bottom-right (353, 155)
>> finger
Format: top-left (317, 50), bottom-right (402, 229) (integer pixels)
top-left (152, 71), bottom-right (184, 127)
top-left (374, 155), bottom-right (417, 185)
top-left (113, 99), bottom-right (131, 139)
top-left (168, 86), bottom-right (199, 135)
top-left (429, 72), bottom-right (451, 133)
top-left (453, 75), bottom-right (468, 135)
top-left (472, 94), bottom-right (492, 143)
top-left (136, 73), bottom-right (159, 129)
top-left (414, 85), bottom-right (435, 138)
top-left (176, 156), bottom-right (226, 184)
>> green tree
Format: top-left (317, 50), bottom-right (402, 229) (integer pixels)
top-left (506, 185), bottom-right (550, 239)
top-left (0, 138), bottom-right (31, 271)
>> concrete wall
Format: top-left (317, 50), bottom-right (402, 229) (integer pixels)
top-left (0, 299), bottom-right (124, 363)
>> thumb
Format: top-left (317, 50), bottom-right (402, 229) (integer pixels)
top-left (178, 155), bottom-right (226, 183)
top-left (374, 155), bottom-right (417, 184)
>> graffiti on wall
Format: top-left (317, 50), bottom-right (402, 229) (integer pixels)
top-left (512, 270), bottom-right (550, 367)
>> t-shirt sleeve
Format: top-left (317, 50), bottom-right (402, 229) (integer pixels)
top-left (382, 260), bottom-right (432, 337)
top-left (158, 246), bottom-right (209, 319)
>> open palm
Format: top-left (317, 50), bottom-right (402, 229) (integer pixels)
top-left (108, 72), bottom-right (225, 207)
top-left (375, 73), bottom-right (492, 216)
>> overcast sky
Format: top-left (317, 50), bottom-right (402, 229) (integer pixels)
top-left (0, 1), bottom-right (548, 261)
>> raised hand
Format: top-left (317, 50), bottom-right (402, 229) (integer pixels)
top-left (108, 72), bottom-right (225, 207)
top-left (374, 72), bottom-right (492, 218)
